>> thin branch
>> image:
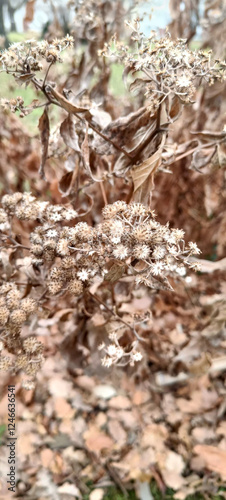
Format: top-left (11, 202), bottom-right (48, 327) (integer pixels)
top-left (42, 61), bottom-right (54, 89)
top-left (87, 290), bottom-right (145, 341)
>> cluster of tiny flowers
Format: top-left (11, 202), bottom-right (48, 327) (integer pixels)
top-left (1, 192), bottom-right (77, 223)
top-left (30, 199), bottom-right (200, 295)
top-left (0, 35), bottom-right (74, 72)
top-left (1, 194), bottom-right (201, 296)
top-left (0, 194), bottom-right (202, 374)
top-left (0, 96), bottom-right (29, 117)
top-left (99, 333), bottom-right (143, 367)
top-left (101, 29), bottom-right (225, 103)
top-left (0, 282), bottom-right (42, 388)
top-left (99, 201), bottom-right (201, 289)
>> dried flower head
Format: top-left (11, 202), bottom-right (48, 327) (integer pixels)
top-left (67, 279), bottom-right (83, 295)
top-left (10, 309), bottom-right (27, 325)
top-left (0, 306), bottom-right (9, 325)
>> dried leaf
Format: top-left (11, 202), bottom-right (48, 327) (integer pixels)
top-left (49, 86), bottom-right (92, 117)
top-left (109, 396), bottom-right (131, 410)
top-left (191, 147), bottom-right (216, 170)
top-left (108, 419), bottom-right (127, 444)
top-left (81, 125), bottom-right (101, 181)
top-left (131, 134), bottom-right (166, 204)
top-left (161, 451), bottom-right (185, 489)
top-left (105, 263), bottom-right (126, 283)
top-left (168, 95), bottom-right (182, 121)
top-left (60, 114), bottom-right (80, 152)
top-left (14, 73), bottom-right (35, 87)
top-left (48, 378), bottom-right (73, 398)
top-left (190, 130), bottom-right (226, 142)
top-left (53, 397), bottom-right (75, 419)
top-left (93, 385), bottom-right (117, 400)
top-left (209, 356), bottom-right (226, 374)
top-left (74, 375), bottom-right (95, 391)
top-left (193, 445), bottom-right (226, 479)
top-left (38, 107), bottom-right (50, 180)
top-left (84, 425), bottom-right (114, 453)
top-left (58, 482), bottom-right (81, 498)
top-left (58, 171), bottom-right (74, 196)
top-left (89, 489), bottom-right (105, 500)
top-left (217, 141), bottom-right (226, 167)
top-left (129, 78), bottom-right (149, 93)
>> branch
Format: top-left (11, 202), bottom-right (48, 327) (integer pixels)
top-left (87, 290), bottom-right (145, 342)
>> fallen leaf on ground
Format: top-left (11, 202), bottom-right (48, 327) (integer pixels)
top-left (84, 425), bottom-right (114, 453)
top-left (58, 481), bottom-right (81, 497)
top-left (108, 395), bottom-right (131, 410)
top-left (193, 445), bottom-right (226, 479)
top-left (89, 488), bottom-right (105, 500)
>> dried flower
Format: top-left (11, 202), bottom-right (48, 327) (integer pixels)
top-left (0, 306), bottom-right (9, 325)
top-left (10, 309), bottom-right (27, 325)
top-left (188, 242), bottom-right (201, 255)
top-left (113, 244), bottom-right (129, 260)
top-left (133, 244), bottom-right (150, 259)
top-left (77, 269), bottom-right (89, 281)
top-left (67, 279), bottom-right (83, 295)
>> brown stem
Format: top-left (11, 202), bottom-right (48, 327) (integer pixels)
top-left (42, 61), bottom-right (54, 89)
top-left (87, 290), bottom-right (144, 341)
top-left (168, 140), bottom-right (221, 165)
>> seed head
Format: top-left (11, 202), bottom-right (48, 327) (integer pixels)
top-left (0, 356), bottom-right (13, 371)
top-left (48, 280), bottom-right (64, 295)
top-left (113, 244), bottom-right (129, 260)
top-left (56, 239), bottom-right (70, 257)
top-left (10, 309), bottom-right (27, 325)
top-left (30, 233), bottom-right (43, 245)
top-left (31, 244), bottom-right (43, 257)
top-left (132, 225), bottom-right (151, 242)
top-left (43, 239), bottom-right (57, 251)
top-left (102, 201), bottom-right (127, 219)
top-left (0, 306), bottom-right (9, 325)
top-left (0, 296), bottom-right (6, 307)
top-left (23, 337), bottom-right (43, 354)
top-left (67, 279), bottom-right (83, 295)
top-left (152, 246), bottom-right (166, 259)
top-left (49, 267), bottom-right (64, 281)
top-left (133, 244), bottom-right (150, 260)
top-left (6, 289), bottom-right (21, 310)
top-left (21, 298), bottom-right (37, 315)
top-left (2, 192), bottom-right (23, 210)
top-left (61, 257), bottom-right (75, 269)
top-left (126, 203), bottom-right (149, 217)
top-left (15, 203), bottom-right (39, 220)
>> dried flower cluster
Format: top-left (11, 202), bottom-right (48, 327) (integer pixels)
top-left (99, 333), bottom-right (143, 368)
top-left (0, 192), bottom-right (201, 380)
top-left (0, 282), bottom-right (42, 390)
top-left (101, 26), bottom-right (226, 104)
top-left (1, 194), bottom-right (200, 295)
top-left (1, 192), bottom-right (77, 222)
top-left (0, 35), bottom-right (74, 72)
top-left (0, 192), bottom-right (202, 380)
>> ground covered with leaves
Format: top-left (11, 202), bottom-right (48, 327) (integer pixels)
top-left (0, 1), bottom-right (226, 499)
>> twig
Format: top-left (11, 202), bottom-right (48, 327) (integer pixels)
top-left (87, 290), bottom-right (144, 341)
top-left (42, 61), bottom-right (54, 89)
top-left (105, 462), bottom-right (128, 497)
top-left (7, 236), bottom-right (30, 250)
